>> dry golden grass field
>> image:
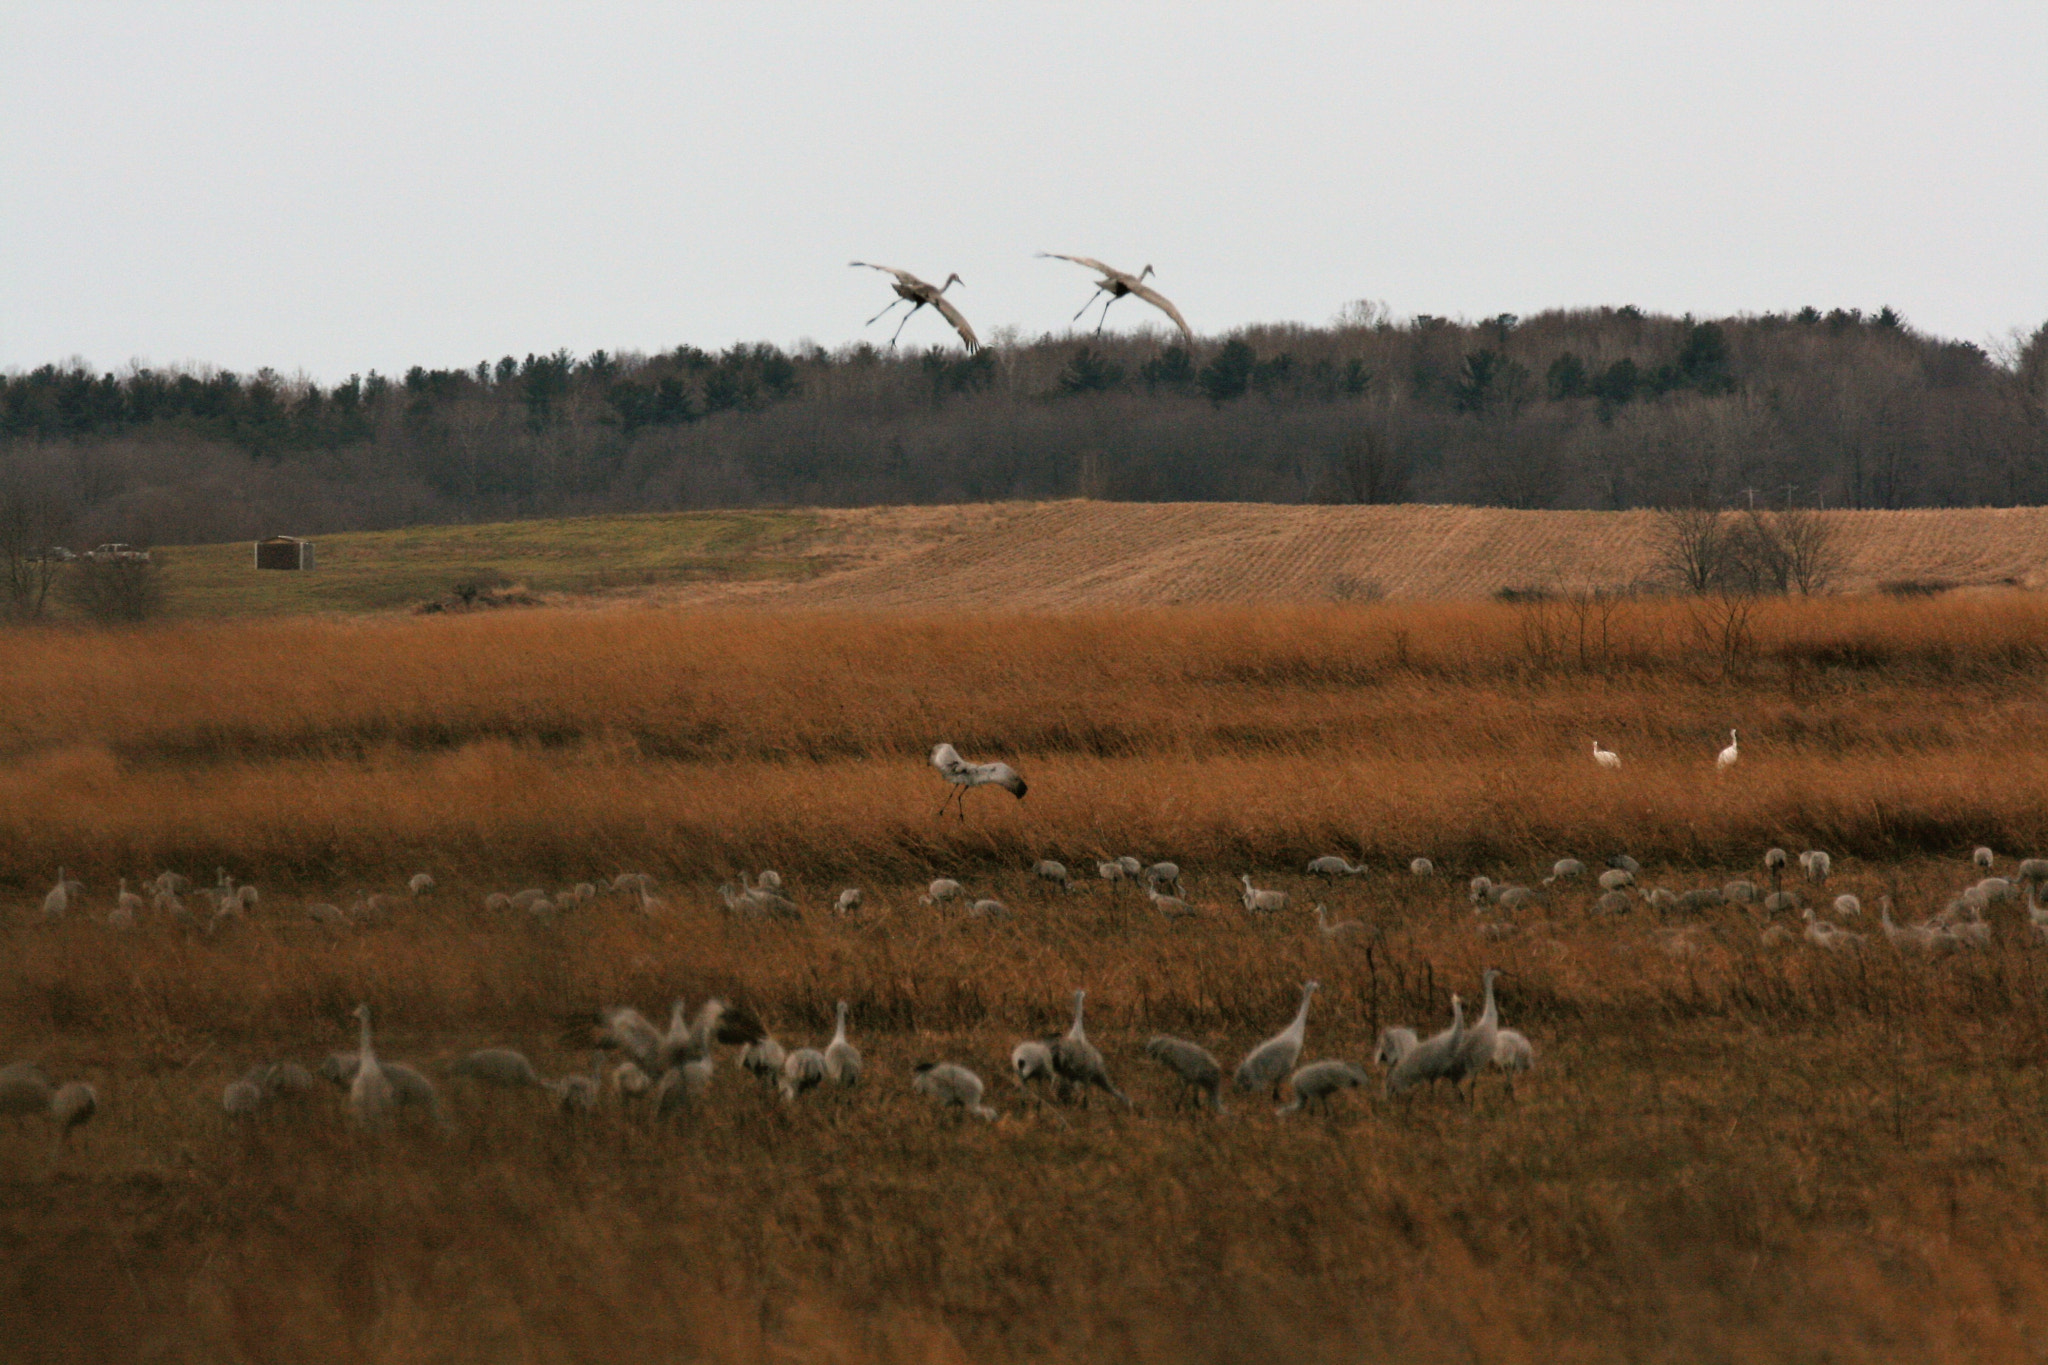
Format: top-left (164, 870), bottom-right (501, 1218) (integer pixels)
top-left (7, 586), bottom-right (2048, 1363)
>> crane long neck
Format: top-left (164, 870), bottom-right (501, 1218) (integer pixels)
top-left (1070, 993), bottom-right (1086, 1036)
top-left (833, 1002), bottom-right (848, 1043)
top-left (357, 1010), bottom-right (375, 1060)
top-left (1290, 986), bottom-right (1316, 1035)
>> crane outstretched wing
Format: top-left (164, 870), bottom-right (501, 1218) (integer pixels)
top-left (1037, 252), bottom-right (1120, 280)
top-left (1129, 281), bottom-right (1195, 344)
top-left (849, 261), bottom-right (927, 290)
top-left (930, 294), bottom-right (981, 352)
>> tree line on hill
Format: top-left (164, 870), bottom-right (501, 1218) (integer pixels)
top-left (2, 303), bottom-right (2045, 569)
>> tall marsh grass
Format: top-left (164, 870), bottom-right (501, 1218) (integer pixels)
top-left (6, 594), bottom-right (2048, 1361)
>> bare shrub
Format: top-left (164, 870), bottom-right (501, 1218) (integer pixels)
top-left (1778, 506), bottom-right (1844, 594)
top-left (61, 551), bottom-right (165, 623)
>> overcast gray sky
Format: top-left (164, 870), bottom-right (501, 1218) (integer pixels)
top-left (4, 2), bottom-right (2044, 383)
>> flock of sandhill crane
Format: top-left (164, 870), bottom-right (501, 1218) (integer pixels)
top-left (11, 741), bottom-right (2048, 1144)
top-left (849, 255), bottom-right (1195, 353)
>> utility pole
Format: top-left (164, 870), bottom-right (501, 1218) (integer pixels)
top-left (1741, 487), bottom-right (1757, 509)
top-left (1782, 484), bottom-right (1798, 509)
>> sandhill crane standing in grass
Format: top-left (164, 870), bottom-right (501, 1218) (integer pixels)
top-left (1592, 740), bottom-right (1621, 770)
top-left (1451, 969), bottom-right (1503, 1095)
top-left (920, 879), bottom-right (964, 907)
top-left (1011, 1040), bottom-right (1056, 1091)
top-left (1314, 905), bottom-right (1363, 942)
top-left (741, 1034), bottom-right (787, 1089)
top-left (1975, 846), bottom-right (1996, 871)
top-left (1233, 981), bottom-right (1320, 1101)
top-left (1409, 858), bottom-right (1435, 876)
top-left (1038, 254), bottom-right (1195, 344)
top-left (825, 1001), bottom-right (861, 1087)
top-left (408, 873), bottom-right (435, 896)
top-left (929, 743), bottom-right (1026, 819)
top-left (835, 888), bottom-right (863, 916)
top-left (41, 868), bottom-right (70, 921)
top-left (913, 1062), bottom-right (997, 1120)
top-left (1373, 1027), bottom-right (1419, 1071)
top-left (780, 1048), bottom-right (828, 1103)
top-left (850, 262), bottom-right (981, 351)
top-left (1144, 1036), bottom-right (1225, 1113)
top-left (1717, 729), bottom-right (1740, 771)
top-left (1491, 1029), bottom-right (1535, 1095)
top-left (1143, 862), bottom-right (1182, 893)
top-left (1035, 860), bottom-right (1076, 890)
top-left (1147, 886), bottom-right (1196, 920)
top-left (1543, 859), bottom-right (1586, 885)
top-left (1306, 856), bottom-right (1365, 877)
top-left (1052, 989), bottom-right (1132, 1107)
top-left (348, 1003), bottom-right (395, 1126)
top-left (545, 1056), bottom-right (603, 1114)
top-left (1240, 876), bottom-right (1289, 914)
top-left (1277, 1061), bottom-right (1371, 1116)
top-left (1386, 994), bottom-right (1466, 1097)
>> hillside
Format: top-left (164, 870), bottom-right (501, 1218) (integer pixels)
top-left (144, 502), bottom-right (2048, 617)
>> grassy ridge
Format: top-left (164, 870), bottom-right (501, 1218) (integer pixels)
top-left (144, 508), bottom-right (822, 617)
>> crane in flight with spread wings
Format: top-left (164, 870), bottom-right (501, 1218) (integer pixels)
top-left (1038, 253), bottom-right (1194, 345)
top-left (849, 262), bottom-right (981, 351)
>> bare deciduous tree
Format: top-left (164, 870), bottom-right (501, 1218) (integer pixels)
top-left (0, 451), bottom-right (72, 620)
top-left (1653, 505), bottom-right (1729, 594)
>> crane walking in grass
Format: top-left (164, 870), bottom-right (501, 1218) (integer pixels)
top-left (929, 743), bottom-right (1027, 819)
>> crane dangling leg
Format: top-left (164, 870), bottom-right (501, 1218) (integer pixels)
top-left (866, 297), bottom-right (908, 327)
top-left (1095, 293), bottom-right (1125, 336)
top-left (1072, 289), bottom-right (1106, 323)
top-left (888, 301), bottom-right (929, 348)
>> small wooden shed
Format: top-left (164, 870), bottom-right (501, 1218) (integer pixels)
top-left (254, 535), bottom-right (315, 571)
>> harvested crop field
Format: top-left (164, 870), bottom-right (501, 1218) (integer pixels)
top-left (679, 501), bottom-right (2048, 612)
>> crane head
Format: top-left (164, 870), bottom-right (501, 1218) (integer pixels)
top-left (1139, 264), bottom-right (1156, 281)
top-left (942, 273), bottom-right (963, 291)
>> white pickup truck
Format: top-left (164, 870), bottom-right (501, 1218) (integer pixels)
top-left (84, 543), bottom-right (152, 562)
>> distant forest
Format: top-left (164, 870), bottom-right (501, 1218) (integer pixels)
top-left (3, 303), bottom-right (2046, 547)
